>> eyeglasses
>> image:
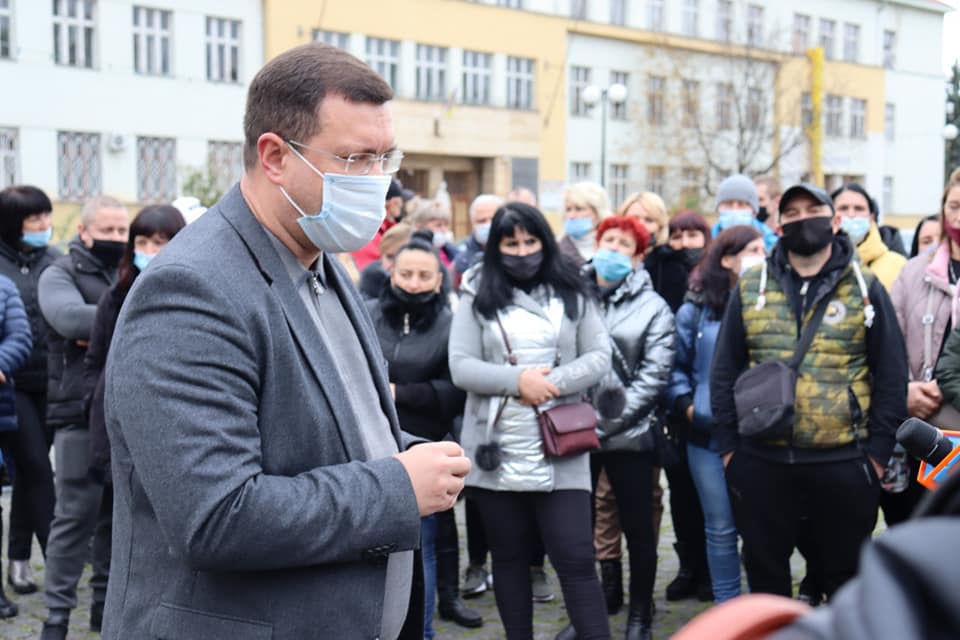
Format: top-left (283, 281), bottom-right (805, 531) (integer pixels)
top-left (287, 140), bottom-right (403, 175)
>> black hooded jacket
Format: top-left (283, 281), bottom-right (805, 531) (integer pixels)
top-left (366, 286), bottom-right (465, 442)
top-left (644, 245), bottom-right (693, 313)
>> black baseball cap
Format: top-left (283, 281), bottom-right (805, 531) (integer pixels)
top-left (779, 183), bottom-right (835, 215)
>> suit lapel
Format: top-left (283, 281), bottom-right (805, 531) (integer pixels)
top-left (217, 187), bottom-right (368, 461)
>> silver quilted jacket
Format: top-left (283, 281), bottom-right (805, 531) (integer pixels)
top-left (591, 266), bottom-right (676, 453)
top-left (449, 272), bottom-right (611, 492)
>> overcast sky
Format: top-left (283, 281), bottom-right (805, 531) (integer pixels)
top-left (944, 1), bottom-right (960, 73)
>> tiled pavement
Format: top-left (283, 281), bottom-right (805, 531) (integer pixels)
top-left (0, 489), bottom-right (818, 639)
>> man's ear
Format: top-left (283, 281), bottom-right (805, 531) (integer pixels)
top-left (258, 133), bottom-right (287, 186)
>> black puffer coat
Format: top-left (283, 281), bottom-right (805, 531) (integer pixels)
top-left (366, 286), bottom-right (464, 442)
top-left (644, 245), bottom-right (693, 313)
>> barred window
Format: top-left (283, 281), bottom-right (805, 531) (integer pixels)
top-left (133, 6), bottom-right (172, 76)
top-left (0, 128), bottom-right (17, 189)
top-left (610, 71), bottom-right (628, 120)
top-left (570, 66), bottom-right (592, 117)
top-left (415, 44), bottom-right (447, 101)
top-left (58, 131), bottom-right (101, 201)
top-left (137, 136), bottom-right (176, 203)
top-left (314, 30), bottom-right (349, 49)
top-left (0, 0), bottom-right (12, 59)
top-left (506, 56), bottom-right (534, 110)
top-left (208, 140), bottom-right (243, 194)
top-left (206, 16), bottom-right (241, 83)
top-left (849, 99), bottom-right (866, 139)
top-left (462, 51), bottom-right (492, 106)
top-left (366, 37), bottom-right (400, 89)
top-left (609, 164), bottom-right (629, 207)
top-left (52, 0), bottom-right (96, 68)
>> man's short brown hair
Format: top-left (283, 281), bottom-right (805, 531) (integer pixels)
top-left (243, 43), bottom-right (393, 169)
top-left (754, 175), bottom-right (782, 199)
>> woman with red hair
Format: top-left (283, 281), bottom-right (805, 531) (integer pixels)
top-left (564, 215), bottom-right (675, 640)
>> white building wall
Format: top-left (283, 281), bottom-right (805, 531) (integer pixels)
top-left (0, 0), bottom-right (263, 203)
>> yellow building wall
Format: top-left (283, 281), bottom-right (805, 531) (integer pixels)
top-left (777, 57), bottom-right (886, 133)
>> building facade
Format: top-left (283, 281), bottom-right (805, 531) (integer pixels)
top-left (0, 0), bottom-right (262, 227)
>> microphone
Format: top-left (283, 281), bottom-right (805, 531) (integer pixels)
top-left (896, 418), bottom-right (960, 491)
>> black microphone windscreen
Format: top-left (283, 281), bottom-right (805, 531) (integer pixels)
top-left (897, 418), bottom-right (955, 466)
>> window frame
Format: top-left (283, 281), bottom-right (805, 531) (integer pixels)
top-left (0, 127), bottom-right (18, 189)
top-left (682, 0), bottom-right (699, 37)
top-left (609, 163), bottom-right (629, 207)
top-left (137, 135), bottom-right (177, 203)
top-left (365, 37), bottom-right (400, 89)
top-left (52, 0), bottom-right (97, 69)
top-left (0, 0), bottom-right (13, 60)
top-left (461, 50), bottom-right (492, 106)
top-left (849, 98), bottom-right (866, 139)
top-left (843, 22), bottom-right (860, 63)
top-left (415, 43), bottom-right (448, 102)
top-left (205, 15), bottom-right (242, 83)
top-left (313, 30), bottom-right (350, 49)
top-left (132, 5), bottom-right (173, 77)
top-left (570, 65), bottom-right (593, 117)
top-left (57, 130), bottom-right (101, 202)
top-left (747, 4), bottom-right (764, 48)
top-left (610, 70), bottom-right (629, 120)
top-left (647, 75), bottom-right (666, 126)
top-left (506, 56), bottom-right (535, 110)
top-left (716, 0), bottom-right (733, 43)
top-left (818, 18), bottom-right (835, 60)
top-left (793, 14), bottom-right (811, 55)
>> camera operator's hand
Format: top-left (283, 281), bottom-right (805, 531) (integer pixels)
top-left (394, 442), bottom-right (471, 516)
top-left (518, 367), bottom-right (559, 406)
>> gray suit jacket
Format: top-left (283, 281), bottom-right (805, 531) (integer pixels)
top-left (103, 186), bottom-right (423, 640)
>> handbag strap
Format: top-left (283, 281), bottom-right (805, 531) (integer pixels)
top-left (786, 297), bottom-right (830, 370)
top-left (494, 312), bottom-right (548, 417)
top-left (921, 285), bottom-right (938, 382)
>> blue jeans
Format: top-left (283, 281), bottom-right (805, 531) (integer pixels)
top-left (421, 515), bottom-right (438, 640)
top-left (687, 442), bottom-right (741, 602)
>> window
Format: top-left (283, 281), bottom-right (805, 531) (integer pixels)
top-left (646, 166), bottom-right (665, 195)
top-left (205, 17), bottom-right (241, 83)
top-left (818, 19), bottom-right (835, 60)
top-left (52, 0), bottom-right (96, 68)
top-left (137, 137), bottom-right (176, 203)
top-left (683, 0), bottom-right (698, 37)
top-left (610, 0), bottom-right (626, 26)
top-left (0, 128), bottom-right (17, 189)
top-left (801, 92), bottom-right (812, 129)
top-left (883, 30), bottom-right (896, 70)
top-left (366, 37), bottom-right (400, 88)
top-left (208, 140), bottom-right (243, 194)
top-left (747, 88), bottom-right (763, 130)
top-left (843, 23), bottom-right (859, 63)
top-left (416, 44), bottom-right (447, 101)
top-left (681, 167), bottom-right (701, 204)
top-left (313, 30), bottom-right (349, 49)
top-left (461, 51), bottom-right (491, 105)
top-left (57, 131), bottom-right (101, 201)
top-left (747, 5), bottom-right (764, 48)
top-left (883, 177), bottom-right (893, 216)
top-left (648, 0), bottom-right (664, 31)
top-left (716, 83), bottom-right (734, 130)
top-left (716, 0), bottom-right (732, 42)
top-left (506, 56), bottom-right (534, 110)
top-left (132, 6), bottom-right (172, 76)
top-left (610, 71), bottom-right (628, 120)
top-left (610, 164), bottom-right (629, 206)
top-left (496, 0), bottom-right (523, 7)
top-left (570, 0), bottom-right (586, 20)
top-left (570, 162), bottom-right (591, 181)
top-left (885, 103), bottom-right (895, 142)
top-left (825, 95), bottom-right (844, 137)
top-left (570, 66), bottom-right (592, 117)
top-left (849, 98), bottom-right (866, 139)
top-left (647, 76), bottom-right (665, 126)
top-left (792, 14), bottom-right (810, 55)
top-left (0, 0), bottom-right (12, 59)
top-left (682, 79), bottom-right (700, 127)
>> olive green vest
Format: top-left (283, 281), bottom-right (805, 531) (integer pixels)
top-left (739, 264), bottom-right (872, 448)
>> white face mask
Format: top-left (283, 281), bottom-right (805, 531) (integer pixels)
top-left (739, 254), bottom-right (766, 276)
top-left (432, 230), bottom-right (454, 248)
top-left (279, 144), bottom-right (390, 253)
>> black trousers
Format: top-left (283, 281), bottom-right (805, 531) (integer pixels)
top-left (465, 495), bottom-right (545, 569)
top-left (0, 389), bottom-right (55, 560)
top-left (725, 450), bottom-right (880, 598)
top-left (664, 454), bottom-right (707, 576)
top-left (590, 451), bottom-right (656, 605)
top-left (471, 488), bottom-right (610, 640)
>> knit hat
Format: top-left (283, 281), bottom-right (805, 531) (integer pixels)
top-left (716, 174), bottom-right (759, 214)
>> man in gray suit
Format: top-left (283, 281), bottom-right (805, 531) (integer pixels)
top-left (102, 43), bottom-right (471, 640)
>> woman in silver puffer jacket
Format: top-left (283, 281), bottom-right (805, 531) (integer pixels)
top-left (449, 203), bottom-right (611, 640)
top-left (586, 215), bottom-right (675, 640)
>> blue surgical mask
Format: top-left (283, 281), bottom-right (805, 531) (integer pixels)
top-left (840, 216), bottom-right (871, 245)
top-left (133, 251), bottom-right (155, 271)
top-left (279, 143), bottom-right (390, 253)
top-left (22, 228), bottom-right (52, 248)
top-left (593, 248), bottom-right (634, 283)
top-left (563, 216), bottom-right (594, 240)
top-left (717, 209), bottom-right (754, 231)
top-left (474, 223), bottom-right (491, 245)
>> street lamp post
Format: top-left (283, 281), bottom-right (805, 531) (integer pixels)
top-left (582, 83), bottom-right (628, 187)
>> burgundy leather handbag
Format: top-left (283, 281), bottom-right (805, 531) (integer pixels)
top-left (495, 315), bottom-right (600, 458)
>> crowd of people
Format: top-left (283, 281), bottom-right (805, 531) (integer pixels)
top-left (0, 42), bottom-right (953, 640)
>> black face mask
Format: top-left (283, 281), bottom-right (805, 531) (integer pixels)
top-left (502, 250), bottom-right (543, 282)
top-left (780, 217), bottom-right (835, 256)
top-left (679, 248), bottom-right (704, 270)
top-left (390, 285), bottom-right (437, 307)
top-left (756, 206), bottom-right (769, 223)
top-left (90, 240), bottom-right (126, 268)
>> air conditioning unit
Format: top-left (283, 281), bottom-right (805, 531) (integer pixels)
top-left (106, 133), bottom-right (127, 153)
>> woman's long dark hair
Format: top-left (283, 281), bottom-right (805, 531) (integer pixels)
top-left (688, 225), bottom-right (762, 318)
top-left (116, 205), bottom-right (186, 296)
top-left (473, 203), bottom-right (588, 321)
top-left (910, 214), bottom-right (940, 258)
